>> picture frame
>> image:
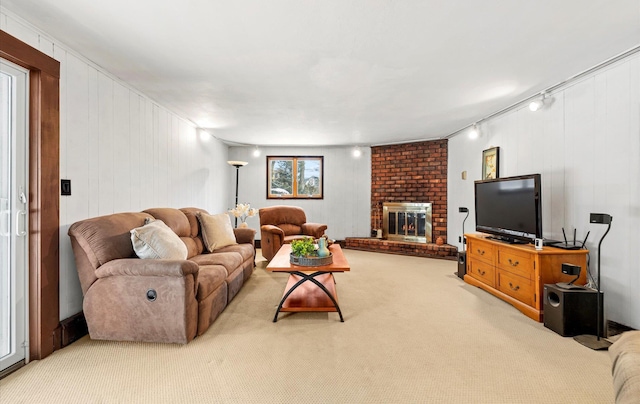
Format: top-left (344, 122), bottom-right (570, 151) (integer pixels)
top-left (482, 147), bottom-right (500, 180)
top-left (267, 156), bottom-right (324, 199)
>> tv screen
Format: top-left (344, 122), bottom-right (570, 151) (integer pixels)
top-left (474, 174), bottom-right (542, 243)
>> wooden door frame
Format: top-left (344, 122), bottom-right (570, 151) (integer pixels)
top-left (0, 30), bottom-right (60, 360)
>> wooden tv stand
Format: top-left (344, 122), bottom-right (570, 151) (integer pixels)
top-left (463, 233), bottom-right (588, 322)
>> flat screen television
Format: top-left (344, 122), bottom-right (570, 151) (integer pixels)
top-left (474, 174), bottom-right (542, 244)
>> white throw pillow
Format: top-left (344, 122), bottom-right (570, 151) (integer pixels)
top-left (130, 220), bottom-right (188, 260)
top-left (196, 212), bottom-right (237, 252)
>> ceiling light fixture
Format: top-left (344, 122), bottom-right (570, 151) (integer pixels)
top-left (468, 124), bottom-right (479, 140)
top-left (529, 93), bottom-right (547, 112)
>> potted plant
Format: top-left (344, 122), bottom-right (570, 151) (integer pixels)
top-left (290, 238), bottom-right (316, 259)
top-left (290, 238), bottom-right (332, 266)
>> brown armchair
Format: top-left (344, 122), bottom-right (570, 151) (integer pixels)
top-left (259, 205), bottom-right (328, 261)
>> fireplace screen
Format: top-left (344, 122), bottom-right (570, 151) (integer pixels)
top-left (383, 202), bottom-right (433, 243)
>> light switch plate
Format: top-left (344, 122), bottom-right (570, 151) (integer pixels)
top-left (61, 179), bottom-right (71, 196)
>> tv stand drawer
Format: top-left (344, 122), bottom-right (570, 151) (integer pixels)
top-left (467, 238), bottom-right (495, 265)
top-left (497, 270), bottom-right (534, 306)
top-left (467, 259), bottom-right (495, 287)
top-left (497, 249), bottom-right (533, 279)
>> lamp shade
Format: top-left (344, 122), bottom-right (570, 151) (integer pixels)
top-left (227, 160), bottom-right (248, 167)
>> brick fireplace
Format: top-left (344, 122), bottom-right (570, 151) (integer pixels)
top-left (371, 139), bottom-right (448, 242)
top-left (345, 139), bottom-right (455, 259)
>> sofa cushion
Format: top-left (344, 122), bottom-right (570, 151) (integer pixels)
top-left (69, 212), bottom-right (152, 268)
top-left (143, 208), bottom-right (191, 237)
top-left (180, 207), bottom-right (206, 238)
top-left (189, 252), bottom-right (243, 276)
top-left (215, 243), bottom-right (255, 262)
top-left (195, 265), bottom-right (228, 301)
top-left (179, 208), bottom-right (207, 258)
top-left (196, 212), bottom-right (237, 252)
top-left (130, 220), bottom-right (188, 260)
top-left (258, 205), bottom-right (307, 227)
top-left (279, 224), bottom-right (303, 236)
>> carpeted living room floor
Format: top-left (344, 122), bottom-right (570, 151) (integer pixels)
top-left (0, 249), bottom-right (614, 403)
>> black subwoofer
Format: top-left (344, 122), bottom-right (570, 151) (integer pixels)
top-left (543, 284), bottom-right (600, 337)
top-left (457, 252), bottom-right (467, 279)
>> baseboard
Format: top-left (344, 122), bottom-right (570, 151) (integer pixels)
top-left (0, 359), bottom-right (25, 380)
top-left (60, 312), bottom-right (88, 347)
top-left (607, 320), bottom-right (635, 337)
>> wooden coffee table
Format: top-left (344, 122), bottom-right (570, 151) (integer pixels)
top-left (266, 244), bottom-right (350, 322)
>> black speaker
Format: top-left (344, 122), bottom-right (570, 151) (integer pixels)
top-left (543, 284), bottom-right (600, 337)
top-left (457, 252), bottom-right (467, 279)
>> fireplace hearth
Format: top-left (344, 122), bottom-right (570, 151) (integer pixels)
top-left (383, 202), bottom-right (432, 243)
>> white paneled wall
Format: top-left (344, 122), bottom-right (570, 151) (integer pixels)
top-left (228, 146), bottom-right (371, 241)
top-left (2, 9), bottom-right (230, 319)
top-left (448, 52), bottom-right (640, 329)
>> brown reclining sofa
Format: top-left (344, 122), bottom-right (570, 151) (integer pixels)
top-left (68, 207), bottom-right (255, 344)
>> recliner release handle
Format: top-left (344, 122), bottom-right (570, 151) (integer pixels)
top-left (146, 289), bottom-right (157, 302)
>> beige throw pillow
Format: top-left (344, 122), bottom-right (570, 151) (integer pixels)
top-left (130, 220), bottom-right (188, 260)
top-left (197, 212), bottom-right (237, 252)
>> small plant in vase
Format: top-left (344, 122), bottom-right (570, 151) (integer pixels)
top-left (228, 203), bottom-right (258, 228)
top-left (289, 237), bottom-right (333, 266)
top-left (290, 238), bottom-right (316, 258)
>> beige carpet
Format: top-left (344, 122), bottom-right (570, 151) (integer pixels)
top-left (0, 249), bottom-right (614, 403)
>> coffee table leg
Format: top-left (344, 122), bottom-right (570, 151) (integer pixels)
top-left (303, 273), bottom-right (344, 322)
top-left (273, 271), bottom-right (344, 322)
top-left (273, 275), bottom-right (308, 322)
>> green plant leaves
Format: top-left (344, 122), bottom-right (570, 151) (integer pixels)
top-left (290, 238), bottom-right (315, 257)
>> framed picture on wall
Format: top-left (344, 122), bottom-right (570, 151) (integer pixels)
top-left (482, 147), bottom-right (500, 179)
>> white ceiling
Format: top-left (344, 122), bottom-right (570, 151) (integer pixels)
top-left (3, 1), bottom-right (639, 146)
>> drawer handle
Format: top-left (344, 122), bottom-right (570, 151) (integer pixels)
top-left (508, 282), bottom-right (520, 292)
top-left (478, 269), bottom-right (486, 276)
top-left (508, 259), bottom-right (519, 267)
top-left (477, 249), bottom-right (485, 255)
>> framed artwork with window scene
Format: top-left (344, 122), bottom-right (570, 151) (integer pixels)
top-left (482, 147), bottom-right (500, 180)
top-left (267, 156), bottom-right (324, 199)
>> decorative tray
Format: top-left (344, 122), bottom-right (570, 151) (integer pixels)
top-left (290, 253), bottom-right (333, 267)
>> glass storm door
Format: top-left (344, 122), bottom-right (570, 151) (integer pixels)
top-left (0, 59), bottom-right (29, 373)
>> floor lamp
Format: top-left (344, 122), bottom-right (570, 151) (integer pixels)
top-left (227, 160), bottom-right (248, 227)
top-left (574, 213), bottom-right (613, 350)
top-left (459, 207), bottom-right (469, 251)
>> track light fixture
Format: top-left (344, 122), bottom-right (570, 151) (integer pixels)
top-left (529, 93), bottom-right (547, 112)
top-left (468, 124), bottom-right (479, 139)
